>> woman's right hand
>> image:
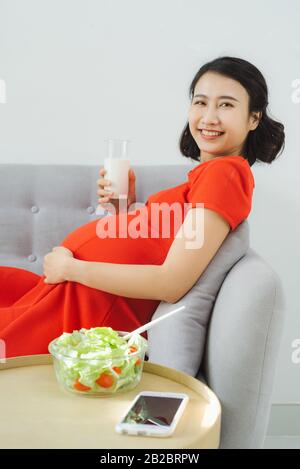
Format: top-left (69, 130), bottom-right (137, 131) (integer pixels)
top-left (96, 167), bottom-right (136, 214)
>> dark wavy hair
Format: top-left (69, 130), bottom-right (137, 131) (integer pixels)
top-left (179, 56), bottom-right (285, 166)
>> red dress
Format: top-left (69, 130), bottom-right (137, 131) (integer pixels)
top-left (0, 155), bottom-right (254, 358)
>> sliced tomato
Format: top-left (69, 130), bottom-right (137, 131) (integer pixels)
top-left (135, 358), bottom-right (142, 366)
top-left (112, 366), bottom-right (122, 374)
top-left (73, 378), bottom-right (92, 392)
top-left (96, 373), bottom-right (114, 388)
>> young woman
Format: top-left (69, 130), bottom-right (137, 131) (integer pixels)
top-left (0, 56), bottom-right (285, 358)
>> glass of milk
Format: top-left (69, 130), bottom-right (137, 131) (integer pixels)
top-left (96, 139), bottom-right (130, 216)
top-left (104, 139), bottom-right (130, 198)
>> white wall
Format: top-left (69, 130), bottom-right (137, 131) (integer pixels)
top-left (0, 0), bottom-right (300, 403)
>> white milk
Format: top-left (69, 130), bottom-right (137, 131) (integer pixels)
top-left (104, 157), bottom-right (130, 198)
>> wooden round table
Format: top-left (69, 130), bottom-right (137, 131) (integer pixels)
top-left (0, 355), bottom-right (221, 449)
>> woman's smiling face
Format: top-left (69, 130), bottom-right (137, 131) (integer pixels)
top-left (188, 71), bottom-right (261, 163)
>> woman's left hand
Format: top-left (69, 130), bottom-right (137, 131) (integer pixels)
top-left (43, 246), bottom-right (74, 284)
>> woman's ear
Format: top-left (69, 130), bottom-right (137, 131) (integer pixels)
top-left (249, 111), bottom-right (262, 131)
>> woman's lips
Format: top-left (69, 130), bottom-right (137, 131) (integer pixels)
top-left (199, 129), bottom-right (225, 140)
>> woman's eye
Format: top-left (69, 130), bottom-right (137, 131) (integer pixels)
top-left (193, 101), bottom-right (232, 107)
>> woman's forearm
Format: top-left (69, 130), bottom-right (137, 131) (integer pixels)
top-left (64, 258), bottom-right (170, 302)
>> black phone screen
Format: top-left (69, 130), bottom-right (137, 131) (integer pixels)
top-left (121, 395), bottom-right (184, 427)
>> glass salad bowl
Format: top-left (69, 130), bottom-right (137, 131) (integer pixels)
top-left (48, 327), bottom-right (148, 397)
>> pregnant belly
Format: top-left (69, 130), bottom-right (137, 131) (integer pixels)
top-left (60, 212), bottom-right (168, 266)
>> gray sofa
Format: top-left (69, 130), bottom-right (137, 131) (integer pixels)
top-left (0, 163), bottom-right (285, 449)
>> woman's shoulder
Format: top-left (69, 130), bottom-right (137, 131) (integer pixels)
top-left (188, 155), bottom-right (255, 188)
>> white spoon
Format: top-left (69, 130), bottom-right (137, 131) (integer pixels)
top-left (122, 305), bottom-right (186, 341)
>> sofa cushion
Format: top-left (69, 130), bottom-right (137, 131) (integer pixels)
top-left (147, 220), bottom-right (249, 376)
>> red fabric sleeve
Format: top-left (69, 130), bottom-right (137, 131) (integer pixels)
top-left (187, 159), bottom-right (254, 230)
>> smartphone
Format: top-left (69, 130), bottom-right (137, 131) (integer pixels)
top-left (115, 391), bottom-right (189, 437)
